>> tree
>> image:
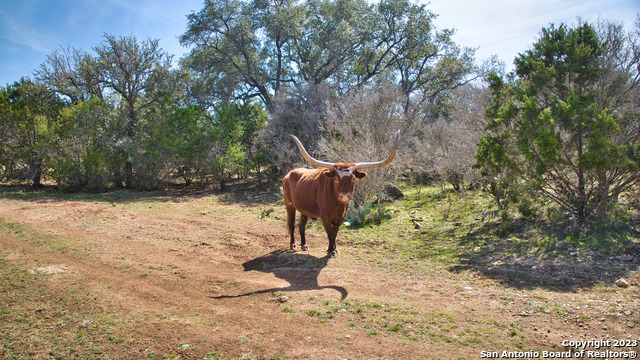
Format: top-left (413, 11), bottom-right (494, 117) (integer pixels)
top-left (180, 0), bottom-right (355, 110)
top-left (180, 0), bottom-right (476, 111)
top-left (318, 82), bottom-right (411, 203)
top-left (92, 34), bottom-right (173, 188)
top-left (0, 79), bottom-right (65, 187)
top-left (35, 45), bottom-right (104, 104)
top-left (261, 82), bottom-right (336, 173)
top-left (36, 34), bottom-right (175, 189)
top-left (369, 0), bottom-right (476, 113)
top-left (208, 103), bottom-right (247, 190)
top-left (475, 22), bottom-right (640, 220)
top-left (49, 96), bottom-right (114, 190)
top-left (143, 100), bottom-right (214, 186)
top-left (473, 73), bottom-right (523, 210)
top-left (234, 101), bottom-right (268, 180)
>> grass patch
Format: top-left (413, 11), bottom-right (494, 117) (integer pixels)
top-left (0, 257), bottom-right (137, 358)
top-left (341, 184), bottom-right (639, 289)
top-left (0, 217), bottom-right (79, 255)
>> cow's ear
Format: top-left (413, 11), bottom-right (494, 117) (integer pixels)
top-left (354, 170), bottom-right (367, 179)
top-left (323, 170), bottom-right (337, 178)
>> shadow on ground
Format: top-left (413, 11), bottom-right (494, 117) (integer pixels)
top-left (0, 178), bottom-right (282, 206)
top-left (211, 250), bottom-right (348, 300)
top-left (449, 219), bottom-right (640, 291)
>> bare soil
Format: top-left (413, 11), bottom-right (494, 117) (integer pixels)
top-left (0, 186), bottom-right (638, 359)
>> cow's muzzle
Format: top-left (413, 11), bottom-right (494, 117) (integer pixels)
top-left (337, 193), bottom-right (351, 204)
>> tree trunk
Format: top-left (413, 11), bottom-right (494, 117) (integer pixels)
top-left (595, 170), bottom-right (610, 215)
top-left (575, 137), bottom-right (586, 220)
top-left (29, 149), bottom-right (43, 188)
top-left (29, 162), bottom-right (43, 188)
top-left (125, 161), bottom-right (134, 189)
top-left (124, 99), bottom-right (136, 189)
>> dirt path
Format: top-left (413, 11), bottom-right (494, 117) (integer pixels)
top-left (1, 191), bottom-right (638, 359)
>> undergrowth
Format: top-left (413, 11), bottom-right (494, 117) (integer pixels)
top-left (345, 200), bottom-right (393, 227)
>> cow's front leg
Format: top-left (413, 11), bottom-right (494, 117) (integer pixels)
top-left (298, 215), bottom-right (310, 251)
top-left (323, 220), bottom-right (341, 257)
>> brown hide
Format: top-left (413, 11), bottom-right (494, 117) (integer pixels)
top-left (282, 163), bottom-right (366, 256)
top-left (283, 132), bottom-right (398, 257)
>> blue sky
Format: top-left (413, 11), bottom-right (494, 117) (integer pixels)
top-left (0, 0), bottom-right (638, 87)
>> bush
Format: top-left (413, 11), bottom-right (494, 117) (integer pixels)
top-left (345, 201), bottom-right (372, 226)
top-left (345, 200), bottom-right (392, 227)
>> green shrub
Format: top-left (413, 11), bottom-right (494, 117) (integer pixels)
top-left (345, 201), bottom-right (372, 226)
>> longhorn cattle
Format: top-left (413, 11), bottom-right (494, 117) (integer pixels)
top-left (282, 132), bottom-right (399, 257)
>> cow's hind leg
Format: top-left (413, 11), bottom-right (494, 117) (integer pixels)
top-left (299, 215), bottom-right (310, 251)
top-left (286, 206), bottom-right (297, 251)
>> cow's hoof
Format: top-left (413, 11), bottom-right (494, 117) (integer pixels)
top-left (327, 250), bottom-right (338, 258)
top-left (290, 244), bottom-right (297, 251)
top-left (301, 245), bottom-right (310, 251)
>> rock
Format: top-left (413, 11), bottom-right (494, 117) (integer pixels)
top-left (615, 278), bottom-right (629, 288)
top-left (28, 264), bottom-right (70, 275)
top-left (555, 241), bottom-right (568, 249)
top-left (414, 222), bottom-right (421, 230)
top-left (276, 296), bottom-right (289, 303)
top-left (383, 182), bottom-right (404, 200)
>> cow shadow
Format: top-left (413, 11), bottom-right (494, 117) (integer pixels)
top-left (211, 250), bottom-right (348, 300)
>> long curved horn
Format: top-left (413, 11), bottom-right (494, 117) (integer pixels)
top-left (355, 130), bottom-right (400, 170)
top-left (289, 134), bottom-right (334, 168)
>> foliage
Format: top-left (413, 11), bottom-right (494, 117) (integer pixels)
top-left (0, 79), bottom-right (66, 186)
top-left (345, 200), bottom-right (372, 226)
top-left (143, 101), bottom-right (212, 186)
top-left (370, 199), bottom-right (393, 225)
top-left (180, 0), bottom-right (476, 111)
top-left (37, 34), bottom-right (174, 189)
top-left (207, 102), bottom-right (267, 189)
top-left (24, 31), bottom-right (271, 190)
top-left (93, 34), bottom-right (173, 188)
top-left (261, 82), bottom-right (336, 174)
top-left (259, 208), bottom-right (274, 219)
top-left (345, 200), bottom-right (392, 226)
top-left (1, 0), bottom-right (480, 191)
top-left (49, 96), bottom-right (113, 190)
top-left (319, 83), bottom-right (410, 202)
top-left (475, 22), bottom-right (640, 220)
